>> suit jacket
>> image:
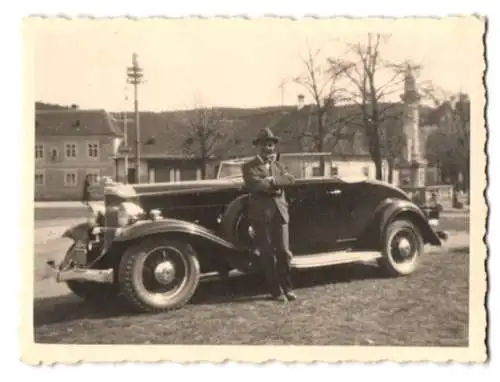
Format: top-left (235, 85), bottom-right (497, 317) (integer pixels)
top-left (242, 155), bottom-right (295, 223)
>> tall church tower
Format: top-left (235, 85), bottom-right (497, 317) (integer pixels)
top-left (400, 64), bottom-right (427, 187)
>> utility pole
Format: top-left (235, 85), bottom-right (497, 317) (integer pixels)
top-left (127, 53), bottom-right (144, 184)
top-left (118, 112), bottom-right (134, 183)
top-left (123, 110), bottom-right (128, 181)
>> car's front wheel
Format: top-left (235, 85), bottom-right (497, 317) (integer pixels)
top-left (64, 243), bottom-right (118, 302)
top-left (378, 219), bottom-right (423, 276)
top-left (66, 280), bottom-right (118, 301)
top-left (118, 237), bottom-right (201, 313)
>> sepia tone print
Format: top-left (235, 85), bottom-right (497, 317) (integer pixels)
top-left (22, 16), bottom-right (486, 364)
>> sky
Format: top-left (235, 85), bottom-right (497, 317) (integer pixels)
top-left (28, 17), bottom-right (484, 112)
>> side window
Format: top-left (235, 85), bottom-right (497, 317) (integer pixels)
top-left (65, 143), bottom-right (77, 159)
top-left (34, 170), bottom-right (45, 186)
top-left (50, 148), bottom-right (59, 161)
top-left (35, 144), bottom-right (44, 160)
top-left (87, 142), bottom-right (100, 158)
top-left (86, 170), bottom-right (100, 185)
top-left (64, 171), bottom-right (78, 186)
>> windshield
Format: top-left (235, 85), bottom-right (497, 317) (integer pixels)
top-left (217, 160), bottom-right (248, 179)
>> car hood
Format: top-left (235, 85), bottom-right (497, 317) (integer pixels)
top-left (105, 178), bottom-right (245, 199)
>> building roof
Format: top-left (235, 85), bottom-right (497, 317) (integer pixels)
top-left (36, 100), bottom-right (437, 160)
top-left (227, 102), bottom-right (436, 159)
top-left (35, 107), bottom-right (122, 137)
top-left (112, 111), bottom-right (196, 159)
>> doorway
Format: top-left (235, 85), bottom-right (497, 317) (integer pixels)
top-left (127, 168), bottom-right (136, 184)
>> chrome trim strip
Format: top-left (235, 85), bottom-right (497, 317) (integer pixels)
top-left (291, 251), bottom-right (381, 269)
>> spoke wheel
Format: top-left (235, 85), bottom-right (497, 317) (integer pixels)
top-left (379, 219), bottom-right (423, 276)
top-left (118, 237), bottom-right (200, 313)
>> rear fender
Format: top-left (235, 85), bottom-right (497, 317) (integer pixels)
top-left (375, 198), bottom-right (442, 246)
top-left (219, 194), bottom-right (250, 245)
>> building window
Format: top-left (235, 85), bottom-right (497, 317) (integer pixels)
top-left (35, 144), bottom-right (44, 160)
top-left (169, 168), bottom-right (181, 182)
top-left (34, 170), bottom-right (45, 186)
top-left (87, 142), bottom-right (99, 158)
top-left (65, 143), bottom-right (77, 159)
top-left (86, 170), bottom-right (100, 185)
top-left (49, 148), bottom-right (59, 161)
top-left (362, 166), bottom-right (370, 177)
top-left (331, 166), bottom-right (339, 176)
top-left (64, 170), bottom-right (78, 186)
top-left (312, 166), bottom-right (322, 177)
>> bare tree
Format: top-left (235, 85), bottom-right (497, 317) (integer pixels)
top-left (293, 45), bottom-right (353, 175)
top-left (379, 113), bottom-right (407, 183)
top-left (337, 33), bottom-right (420, 180)
top-left (181, 105), bottom-right (228, 180)
top-left (425, 92), bottom-right (470, 191)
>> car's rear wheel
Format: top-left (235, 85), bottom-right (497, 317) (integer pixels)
top-left (378, 219), bottom-right (423, 276)
top-left (118, 237), bottom-right (201, 313)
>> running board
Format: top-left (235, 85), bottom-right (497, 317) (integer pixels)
top-left (290, 250), bottom-right (382, 269)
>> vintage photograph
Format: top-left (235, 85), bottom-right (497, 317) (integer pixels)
top-left (23, 16), bottom-right (486, 363)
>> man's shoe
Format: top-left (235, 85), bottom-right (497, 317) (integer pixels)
top-left (285, 291), bottom-right (297, 301)
top-left (270, 294), bottom-right (287, 303)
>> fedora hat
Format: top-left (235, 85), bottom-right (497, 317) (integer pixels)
top-left (252, 128), bottom-right (279, 146)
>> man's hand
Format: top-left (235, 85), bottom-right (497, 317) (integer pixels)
top-left (264, 176), bottom-right (275, 185)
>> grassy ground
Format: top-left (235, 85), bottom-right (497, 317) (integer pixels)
top-left (34, 247), bottom-right (469, 345)
top-left (32, 213), bottom-right (470, 346)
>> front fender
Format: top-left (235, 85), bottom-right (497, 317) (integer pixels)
top-left (62, 222), bottom-right (92, 242)
top-left (114, 218), bottom-right (237, 250)
top-left (376, 198), bottom-right (442, 246)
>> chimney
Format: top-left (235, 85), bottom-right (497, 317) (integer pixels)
top-left (297, 94), bottom-right (305, 110)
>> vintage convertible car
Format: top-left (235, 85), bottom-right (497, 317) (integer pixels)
top-left (46, 159), bottom-right (447, 313)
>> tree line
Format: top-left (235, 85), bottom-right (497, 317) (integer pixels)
top-left (178, 33), bottom-right (470, 190)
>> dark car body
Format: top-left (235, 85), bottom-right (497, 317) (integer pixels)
top-left (47, 168), bottom-right (446, 313)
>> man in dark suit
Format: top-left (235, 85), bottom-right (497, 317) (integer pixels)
top-left (242, 128), bottom-right (297, 302)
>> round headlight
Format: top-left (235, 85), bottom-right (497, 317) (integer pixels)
top-left (117, 202), bottom-right (145, 227)
top-left (86, 204), bottom-right (105, 226)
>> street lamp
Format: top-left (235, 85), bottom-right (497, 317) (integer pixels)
top-left (127, 53), bottom-right (144, 183)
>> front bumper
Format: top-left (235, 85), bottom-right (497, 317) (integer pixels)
top-left (428, 218), bottom-right (448, 243)
top-left (48, 224), bottom-right (117, 284)
top-left (435, 230), bottom-right (448, 241)
top-left (46, 260), bottom-right (114, 283)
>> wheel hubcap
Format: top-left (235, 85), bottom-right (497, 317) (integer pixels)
top-left (390, 228), bottom-right (418, 263)
top-left (153, 260), bottom-right (176, 285)
top-left (133, 245), bottom-right (189, 307)
top-left (397, 238), bottom-right (412, 258)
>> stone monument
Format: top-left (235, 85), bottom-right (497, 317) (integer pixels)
top-left (399, 64), bottom-right (428, 188)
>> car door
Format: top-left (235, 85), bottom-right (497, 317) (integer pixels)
top-left (287, 183), bottom-right (344, 255)
top-left (330, 182), bottom-right (387, 248)
top-left (327, 183), bottom-right (363, 247)
top-left (316, 183), bottom-right (357, 250)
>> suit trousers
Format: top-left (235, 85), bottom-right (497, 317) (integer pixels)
top-left (252, 213), bottom-right (293, 297)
